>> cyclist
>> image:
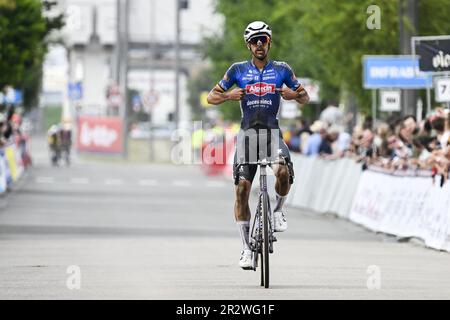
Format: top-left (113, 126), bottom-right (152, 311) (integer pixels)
top-left (47, 124), bottom-right (61, 166)
top-left (60, 123), bottom-right (72, 166)
top-left (207, 21), bottom-right (309, 269)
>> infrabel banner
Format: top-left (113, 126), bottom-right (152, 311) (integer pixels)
top-left (416, 39), bottom-right (450, 72)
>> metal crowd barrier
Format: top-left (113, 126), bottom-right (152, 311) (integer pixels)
top-left (279, 154), bottom-right (450, 253)
top-left (0, 143), bottom-right (26, 194)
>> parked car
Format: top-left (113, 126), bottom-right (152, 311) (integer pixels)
top-left (129, 122), bottom-right (176, 139)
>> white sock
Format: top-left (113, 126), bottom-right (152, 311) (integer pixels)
top-left (237, 221), bottom-right (250, 251)
top-left (274, 192), bottom-right (286, 213)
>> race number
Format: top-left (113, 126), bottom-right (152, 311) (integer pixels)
top-left (435, 77), bottom-right (450, 102)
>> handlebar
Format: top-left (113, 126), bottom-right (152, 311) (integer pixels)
top-left (236, 157), bottom-right (286, 166)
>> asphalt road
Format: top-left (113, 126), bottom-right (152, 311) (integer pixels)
top-left (1, 136), bottom-right (450, 299)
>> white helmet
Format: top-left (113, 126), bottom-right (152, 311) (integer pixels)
top-left (243, 21), bottom-right (272, 43)
top-left (48, 124), bottom-right (59, 135)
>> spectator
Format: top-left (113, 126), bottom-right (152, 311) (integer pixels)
top-left (430, 116), bottom-right (447, 149)
top-left (335, 126), bottom-right (351, 156)
top-left (374, 123), bottom-right (390, 158)
top-left (319, 126), bottom-right (339, 156)
top-left (287, 117), bottom-right (312, 153)
top-left (319, 102), bottom-right (343, 126)
top-left (303, 120), bottom-right (327, 156)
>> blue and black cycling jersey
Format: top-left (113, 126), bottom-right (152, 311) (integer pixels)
top-left (218, 60), bottom-right (301, 130)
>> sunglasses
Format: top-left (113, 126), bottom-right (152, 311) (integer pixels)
top-left (248, 35), bottom-right (269, 45)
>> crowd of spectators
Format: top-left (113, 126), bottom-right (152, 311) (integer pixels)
top-left (0, 105), bottom-right (32, 169)
top-left (284, 106), bottom-right (450, 182)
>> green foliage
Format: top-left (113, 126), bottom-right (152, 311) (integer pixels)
top-left (0, 0), bottom-right (64, 110)
top-left (296, 0), bottom-right (399, 113)
top-left (186, 67), bottom-right (214, 120)
top-left (200, 0), bottom-right (450, 119)
top-left (43, 105), bottom-right (62, 131)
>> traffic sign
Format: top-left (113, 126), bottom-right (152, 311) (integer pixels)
top-left (142, 90), bottom-right (159, 111)
top-left (281, 100), bottom-right (301, 119)
top-left (3, 86), bottom-right (23, 105)
top-left (380, 90), bottom-right (401, 112)
top-left (68, 82), bottom-right (83, 100)
top-left (298, 78), bottom-right (320, 103)
top-left (434, 77), bottom-right (450, 102)
top-left (106, 83), bottom-right (123, 107)
top-left (132, 94), bottom-right (142, 112)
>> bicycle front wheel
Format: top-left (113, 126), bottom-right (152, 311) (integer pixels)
top-left (261, 192), bottom-right (270, 288)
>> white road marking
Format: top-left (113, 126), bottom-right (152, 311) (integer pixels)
top-left (205, 181), bottom-right (226, 188)
top-left (104, 179), bottom-right (123, 186)
top-left (138, 179), bottom-right (158, 186)
top-left (35, 177), bottom-right (54, 184)
top-left (172, 180), bottom-right (191, 187)
top-left (71, 178), bottom-right (89, 184)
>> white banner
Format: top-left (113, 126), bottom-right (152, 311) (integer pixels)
top-left (286, 155), bottom-right (450, 252)
top-left (350, 170), bottom-right (450, 251)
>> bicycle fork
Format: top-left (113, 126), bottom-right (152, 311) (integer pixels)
top-left (250, 164), bottom-right (276, 271)
top-left (260, 164), bottom-right (276, 245)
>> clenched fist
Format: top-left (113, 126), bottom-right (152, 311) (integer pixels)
top-left (226, 88), bottom-right (245, 101)
top-left (279, 87), bottom-right (298, 100)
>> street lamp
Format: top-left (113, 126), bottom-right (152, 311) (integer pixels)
top-left (174, 0), bottom-right (188, 129)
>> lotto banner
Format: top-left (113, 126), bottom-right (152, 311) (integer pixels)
top-left (77, 116), bottom-right (123, 153)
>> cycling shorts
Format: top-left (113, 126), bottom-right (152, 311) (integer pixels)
top-left (232, 126), bottom-right (294, 185)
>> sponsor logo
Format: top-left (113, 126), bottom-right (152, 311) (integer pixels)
top-left (433, 50), bottom-right (450, 69)
top-left (247, 99), bottom-right (273, 107)
top-left (80, 122), bottom-right (118, 148)
top-left (245, 82), bottom-right (276, 96)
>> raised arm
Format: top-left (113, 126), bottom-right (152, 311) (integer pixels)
top-left (279, 85), bottom-right (310, 105)
top-left (207, 85), bottom-right (244, 105)
top-left (280, 63), bottom-right (310, 106)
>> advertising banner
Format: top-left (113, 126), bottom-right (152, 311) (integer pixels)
top-left (363, 56), bottom-right (433, 89)
top-left (4, 146), bottom-right (19, 181)
top-left (415, 39), bottom-right (450, 73)
top-left (77, 116), bottom-right (123, 153)
top-left (349, 170), bottom-right (450, 251)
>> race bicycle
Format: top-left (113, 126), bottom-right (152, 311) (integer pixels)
top-left (240, 158), bottom-right (284, 288)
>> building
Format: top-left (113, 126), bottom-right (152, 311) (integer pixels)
top-left (42, 0), bottom-right (222, 126)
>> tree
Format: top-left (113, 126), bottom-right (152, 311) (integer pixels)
top-left (202, 0), bottom-right (450, 119)
top-left (0, 0), bottom-right (64, 110)
top-left (186, 67), bottom-right (215, 121)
